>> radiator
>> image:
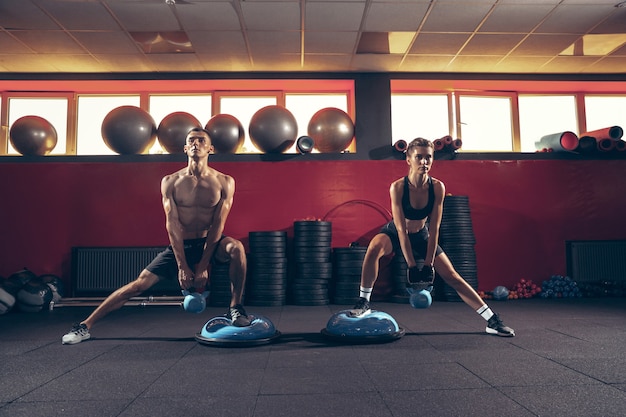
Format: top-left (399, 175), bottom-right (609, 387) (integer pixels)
top-left (567, 240), bottom-right (626, 283)
top-left (71, 246), bottom-right (180, 296)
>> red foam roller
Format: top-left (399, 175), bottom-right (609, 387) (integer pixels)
top-left (597, 138), bottom-right (615, 152)
top-left (615, 140), bottom-right (626, 152)
top-left (576, 136), bottom-right (597, 153)
top-left (449, 138), bottom-right (462, 150)
top-left (393, 139), bottom-right (407, 152)
top-left (434, 139), bottom-right (445, 151)
top-left (581, 126), bottom-right (623, 140)
top-left (537, 131), bottom-right (579, 152)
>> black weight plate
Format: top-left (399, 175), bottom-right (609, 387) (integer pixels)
top-left (249, 230), bottom-right (287, 238)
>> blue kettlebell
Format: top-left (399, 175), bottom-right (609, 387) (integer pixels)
top-left (407, 286), bottom-right (432, 309)
top-left (182, 289), bottom-right (209, 314)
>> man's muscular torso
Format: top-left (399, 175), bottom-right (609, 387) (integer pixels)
top-left (165, 168), bottom-right (227, 240)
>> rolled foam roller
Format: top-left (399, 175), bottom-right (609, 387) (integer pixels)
top-left (581, 126), bottom-right (623, 140)
top-left (537, 131), bottom-right (579, 152)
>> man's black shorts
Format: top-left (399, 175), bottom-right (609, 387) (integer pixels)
top-left (145, 236), bottom-right (226, 280)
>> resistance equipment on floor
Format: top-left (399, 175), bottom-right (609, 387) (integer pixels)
top-left (321, 309), bottom-right (405, 344)
top-left (195, 314), bottom-right (281, 347)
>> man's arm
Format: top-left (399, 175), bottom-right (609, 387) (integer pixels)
top-left (195, 174), bottom-right (235, 275)
top-left (161, 174), bottom-right (194, 289)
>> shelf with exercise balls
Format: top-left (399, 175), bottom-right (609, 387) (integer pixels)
top-left (157, 111), bottom-right (202, 154)
top-left (9, 115), bottom-right (58, 156)
top-left (101, 105), bottom-right (157, 155)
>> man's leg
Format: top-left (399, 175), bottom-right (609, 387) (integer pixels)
top-left (62, 270), bottom-right (160, 344)
top-left (214, 237), bottom-right (250, 326)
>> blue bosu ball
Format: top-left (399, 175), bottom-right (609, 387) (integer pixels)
top-left (321, 310), bottom-right (405, 343)
top-left (195, 314), bottom-right (281, 347)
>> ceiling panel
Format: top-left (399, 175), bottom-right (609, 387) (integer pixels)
top-left (187, 30), bottom-right (248, 54)
top-left (305, 31), bottom-right (359, 54)
top-left (410, 33), bottom-right (471, 55)
top-left (72, 32), bottom-right (139, 54)
top-left (42, 1), bottom-right (121, 31)
top-left (305, 2), bottom-right (366, 31)
top-left (106, 2), bottom-right (181, 32)
top-left (247, 31), bottom-right (301, 53)
top-left (10, 31), bottom-right (86, 54)
top-left (479, 4), bottom-right (556, 33)
top-left (534, 4), bottom-right (617, 34)
top-left (511, 34), bottom-right (582, 56)
top-left (420, 3), bottom-right (494, 33)
top-left (176, 3), bottom-right (242, 31)
top-left (461, 33), bottom-right (526, 55)
top-left (364, 2), bottom-right (429, 32)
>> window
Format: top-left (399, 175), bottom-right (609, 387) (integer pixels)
top-left (456, 94), bottom-right (516, 152)
top-left (217, 95), bottom-right (278, 153)
top-left (7, 97), bottom-right (69, 155)
top-left (391, 94), bottom-right (451, 144)
top-left (518, 95), bottom-right (578, 152)
top-left (286, 93), bottom-right (350, 153)
top-left (149, 94), bottom-right (212, 154)
top-left (77, 96), bottom-right (140, 155)
top-left (584, 95), bottom-right (626, 133)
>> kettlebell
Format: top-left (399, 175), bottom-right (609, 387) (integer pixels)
top-left (407, 286), bottom-right (432, 309)
top-left (181, 289), bottom-right (209, 313)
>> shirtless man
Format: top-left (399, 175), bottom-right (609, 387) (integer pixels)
top-left (62, 127), bottom-right (250, 345)
top-left (349, 138), bottom-right (515, 337)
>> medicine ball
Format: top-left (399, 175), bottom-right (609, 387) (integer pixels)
top-left (40, 274), bottom-right (65, 303)
top-left (4, 268), bottom-right (37, 296)
top-left (0, 286), bottom-right (16, 315)
top-left (492, 286), bottom-right (510, 301)
top-left (17, 277), bottom-right (53, 313)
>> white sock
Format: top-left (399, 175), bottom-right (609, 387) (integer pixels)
top-left (477, 304), bottom-right (494, 321)
top-left (359, 287), bottom-right (373, 301)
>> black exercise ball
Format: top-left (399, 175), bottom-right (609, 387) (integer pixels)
top-left (205, 114), bottom-right (245, 154)
top-left (249, 105), bottom-right (298, 153)
top-left (308, 107), bottom-right (355, 153)
top-left (157, 112), bottom-right (202, 154)
top-left (17, 277), bottom-right (53, 313)
top-left (9, 115), bottom-right (58, 156)
top-left (101, 106), bottom-right (157, 155)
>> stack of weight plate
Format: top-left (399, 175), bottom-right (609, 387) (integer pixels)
top-left (331, 246), bottom-right (367, 305)
top-left (438, 195), bottom-right (478, 301)
top-left (291, 220), bottom-right (332, 305)
top-left (245, 231), bottom-right (288, 306)
top-left (209, 262), bottom-right (231, 307)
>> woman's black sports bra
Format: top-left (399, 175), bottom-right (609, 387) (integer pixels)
top-left (402, 176), bottom-right (434, 220)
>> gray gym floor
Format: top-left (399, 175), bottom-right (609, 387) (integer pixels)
top-left (1, 298), bottom-right (625, 417)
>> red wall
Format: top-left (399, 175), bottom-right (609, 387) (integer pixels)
top-left (1, 159), bottom-right (625, 295)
